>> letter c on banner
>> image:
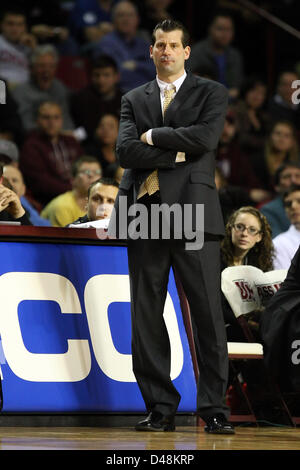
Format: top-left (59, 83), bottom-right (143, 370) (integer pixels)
top-left (84, 274), bottom-right (184, 382)
top-left (0, 272), bottom-right (91, 382)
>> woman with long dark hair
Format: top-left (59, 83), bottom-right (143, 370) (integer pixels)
top-left (221, 206), bottom-right (275, 340)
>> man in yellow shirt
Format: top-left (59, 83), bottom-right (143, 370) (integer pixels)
top-left (41, 156), bottom-right (102, 227)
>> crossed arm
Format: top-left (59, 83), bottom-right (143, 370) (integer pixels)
top-left (117, 84), bottom-right (228, 170)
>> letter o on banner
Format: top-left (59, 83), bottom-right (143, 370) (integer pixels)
top-left (84, 274), bottom-right (184, 382)
top-left (0, 272), bottom-right (91, 382)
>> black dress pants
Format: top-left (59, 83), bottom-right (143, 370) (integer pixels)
top-left (127, 193), bottom-right (229, 420)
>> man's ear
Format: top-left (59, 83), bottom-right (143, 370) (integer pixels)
top-left (149, 44), bottom-right (153, 59)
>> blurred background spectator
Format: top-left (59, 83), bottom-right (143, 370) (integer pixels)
top-left (85, 0), bottom-right (156, 92)
top-left (69, 0), bottom-right (119, 44)
top-left (233, 76), bottom-right (271, 158)
top-left (187, 10), bottom-right (244, 100)
top-left (85, 112), bottom-right (120, 177)
top-left (216, 109), bottom-right (271, 204)
top-left (41, 155), bottom-right (102, 227)
top-left (0, 7), bottom-right (36, 88)
top-left (19, 101), bottom-right (83, 206)
top-left (12, 44), bottom-right (74, 131)
top-left (250, 120), bottom-right (300, 196)
top-left (268, 69), bottom-right (300, 129)
top-left (70, 55), bottom-right (122, 141)
top-left (260, 162), bottom-right (300, 239)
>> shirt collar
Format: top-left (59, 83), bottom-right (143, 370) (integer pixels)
top-left (156, 70), bottom-right (187, 94)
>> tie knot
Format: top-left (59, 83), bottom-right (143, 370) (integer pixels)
top-left (164, 85), bottom-right (176, 99)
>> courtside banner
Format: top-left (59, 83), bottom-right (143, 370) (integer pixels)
top-left (0, 241), bottom-right (196, 412)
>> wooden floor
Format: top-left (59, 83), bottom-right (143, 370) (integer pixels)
top-left (0, 425), bottom-right (299, 451)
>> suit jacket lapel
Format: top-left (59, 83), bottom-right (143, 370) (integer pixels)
top-left (144, 80), bottom-right (163, 127)
top-left (163, 72), bottom-right (198, 126)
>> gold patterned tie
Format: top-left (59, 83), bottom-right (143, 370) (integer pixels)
top-left (139, 85), bottom-right (176, 198)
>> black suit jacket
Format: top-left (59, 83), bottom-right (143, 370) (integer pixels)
top-left (109, 72), bottom-right (228, 238)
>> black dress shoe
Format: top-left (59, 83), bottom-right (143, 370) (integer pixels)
top-left (135, 411), bottom-right (175, 432)
top-left (204, 413), bottom-right (235, 434)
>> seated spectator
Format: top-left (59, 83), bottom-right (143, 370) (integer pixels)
top-left (0, 138), bottom-right (20, 167)
top-left (68, 177), bottom-right (119, 227)
top-left (251, 120), bottom-right (300, 196)
top-left (234, 77), bottom-right (270, 158)
top-left (216, 110), bottom-right (271, 204)
top-left (221, 206), bottom-right (274, 340)
top-left (0, 7), bottom-right (36, 88)
top-left (0, 79), bottom-right (24, 145)
top-left (187, 11), bottom-right (244, 100)
top-left (215, 166), bottom-right (252, 224)
top-left (260, 162), bottom-right (300, 238)
top-left (85, 113), bottom-right (119, 177)
top-left (20, 101), bottom-right (83, 206)
top-left (69, 0), bottom-right (118, 44)
top-left (70, 55), bottom-right (122, 141)
top-left (12, 44), bottom-right (74, 131)
top-left (41, 156), bottom-right (102, 227)
top-left (268, 69), bottom-right (300, 129)
top-left (273, 184), bottom-right (300, 269)
top-left (0, 163), bottom-right (31, 225)
top-left (88, 0), bottom-right (156, 92)
top-left (3, 164), bottom-right (51, 226)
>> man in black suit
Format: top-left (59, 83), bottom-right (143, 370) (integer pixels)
top-left (109, 19), bottom-right (234, 434)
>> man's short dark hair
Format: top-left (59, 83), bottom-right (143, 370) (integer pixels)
top-left (87, 177), bottom-right (119, 199)
top-left (152, 19), bottom-right (190, 48)
top-left (209, 9), bottom-right (234, 27)
top-left (283, 184), bottom-right (300, 202)
top-left (71, 155), bottom-right (101, 178)
top-left (91, 55), bottom-right (119, 73)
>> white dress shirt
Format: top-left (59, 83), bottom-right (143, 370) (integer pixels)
top-left (273, 224), bottom-right (300, 269)
top-left (146, 71), bottom-right (187, 163)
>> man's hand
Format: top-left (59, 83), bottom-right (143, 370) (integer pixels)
top-left (140, 132), bottom-right (148, 144)
top-left (0, 185), bottom-right (25, 219)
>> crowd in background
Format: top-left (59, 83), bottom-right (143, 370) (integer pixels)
top-left (0, 0), bottom-right (300, 251)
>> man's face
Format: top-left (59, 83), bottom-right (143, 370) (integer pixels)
top-left (3, 165), bottom-right (25, 197)
top-left (32, 53), bottom-right (57, 90)
top-left (278, 167), bottom-right (300, 191)
top-left (271, 123), bottom-right (294, 153)
top-left (73, 162), bottom-right (102, 195)
top-left (87, 183), bottom-right (118, 221)
top-left (91, 67), bottom-right (119, 95)
top-left (150, 29), bottom-right (190, 80)
top-left (209, 16), bottom-right (234, 49)
top-left (95, 114), bottom-right (119, 145)
top-left (37, 103), bottom-right (63, 138)
top-left (1, 14), bottom-right (26, 43)
top-left (278, 72), bottom-right (299, 104)
top-left (284, 190), bottom-right (300, 228)
top-left (113, 2), bottom-right (139, 36)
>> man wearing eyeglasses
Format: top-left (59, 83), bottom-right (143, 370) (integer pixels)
top-left (273, 184), bottom-right (300, 269)
top-left (41, 155), bottom-right (102, 226)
